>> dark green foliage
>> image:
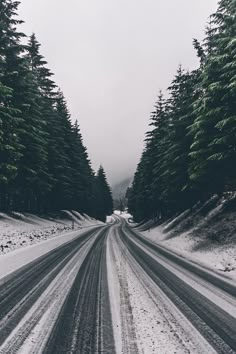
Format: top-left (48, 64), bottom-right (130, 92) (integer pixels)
top-left (189, 0), bottom-right (236, 195)
top-left (94, 166), bottom-right (113, 222)
top-left (129, 0), bottom-right (236, 222)
top-left (0, 0), bottom-right (24, 210)
top-left (69, 120), bottom-right (95, 214)
top-left (158, 68), bottom-right (199, 214)
top-left (0, 1), bottom-right (111, 219)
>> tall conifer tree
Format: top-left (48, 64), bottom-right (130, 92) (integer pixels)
top-left (0, 0), bottom-right (24, 210)
top-left (189, 0), bottom-right (236, 195)
top-left (94, 166), bottom-right (113, 222)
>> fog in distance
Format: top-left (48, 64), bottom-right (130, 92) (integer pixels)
top-left (19, 0), bottom-right (218, 185)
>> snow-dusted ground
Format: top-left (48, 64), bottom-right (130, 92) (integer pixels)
top-left (0, 211), bottom-right (103, 281)
top-left (0, 211), bottom-right (102, 256)
top-left (140, 220), bottom-right (236, 282)
top-left (1, 214), bottom-right (235, 353)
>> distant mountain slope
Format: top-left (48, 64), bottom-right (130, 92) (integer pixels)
top-left (112, 177), bottom-right (132, 200)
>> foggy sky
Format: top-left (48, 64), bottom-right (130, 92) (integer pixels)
top-left (18, 0), bottom-right (218, 185)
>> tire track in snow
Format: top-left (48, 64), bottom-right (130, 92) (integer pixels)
top-left (109, 226), bottom-right (212, 354)
top-left (113, 228), bottom-right (139, 354)
top-left (0, 227), bottom-right (104, 353)
top-left (44, 227), bottom-right (115, 354)
top-left (120, 221), bottom-right (236, 354)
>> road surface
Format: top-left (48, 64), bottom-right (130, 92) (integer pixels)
top-left (0, 217), bottom-right (236, 353)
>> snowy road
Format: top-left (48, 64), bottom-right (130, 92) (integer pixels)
top-left (0, 217), bottom-right (236, 353)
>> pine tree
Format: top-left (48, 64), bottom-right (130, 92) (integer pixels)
top-left (70, 120), bottom-right (94, 213)
top-left (0, 4), bottom-right (52, 212)
top-left (27, 34), bottom-right (61, 211)
top-left (0, 1), bottom-right (106, 218)
top-left (94, 166), bottom-right (113, 222)
top-left (128, 92), bottom-right (170, 221)
top-left (0, 0), bottom-right (25, 210)
top-left (48, 91), bottom-right (75, 210)
top-left (27, 33), bottom-right (57, 97)
top-left (129, 0), bottom-right (236, 222)
top-left (13, 46), bottom-right (50, 212)
top-left (26, 34), bottom-right (98, 214)
top-left (128, 152), bottom-right (151, 222)
top-left (158, 67), bottom-right (199, 214)
top-left (149, 91), bottom-right (170, 217)
top-left (189, 0), bottom-right (236, 196)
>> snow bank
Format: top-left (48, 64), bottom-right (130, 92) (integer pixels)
top-left (142, 226), bottom-right (236, 281)
top-left (140, 194), bottom-right (236, 281)
top-left (0, 225), bottom-right (101, 283)
top-left (0, 211), bottom-right (101, 256)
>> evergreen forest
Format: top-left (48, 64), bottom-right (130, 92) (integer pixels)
top-left (128, 0), bottom-right (236, 222)
top-left (0, 0), bottom-right (113, 221)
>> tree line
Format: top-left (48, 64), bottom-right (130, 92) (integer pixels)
top-left (0, 0), bottom-right (113, 221)
top-left (128, 0), bottom-right (236, 222)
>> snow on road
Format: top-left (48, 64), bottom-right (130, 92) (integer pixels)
top-left (129, 232), bottom-right (236, 319)
top-left (0, 231), bottom-right (100, 354)
top-left (1, 215), bottom-right (235, 353)
top-left (107, 226), bottom-right (215, 354)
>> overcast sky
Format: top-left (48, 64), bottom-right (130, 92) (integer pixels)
top-left (18, 0), bottom-right (218, 185)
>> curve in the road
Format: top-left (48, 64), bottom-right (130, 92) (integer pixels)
top-left (1, 216), bottom-right (236, 354)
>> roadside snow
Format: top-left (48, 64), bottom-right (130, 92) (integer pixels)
top-left (0, 224), bottom-right (102, 282)
top-left (141, 225), bottom-right (236, 281)
top-left (0, 211), bottom-right (103, 281)
top-left (106, 215), bottom-right (115, 223)
top-left (129, 233), bottom-right (236, 318)
top-left (138, 194), bottom-right (236, 280)
top-left (0, 211), bottom-right (102, 256)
